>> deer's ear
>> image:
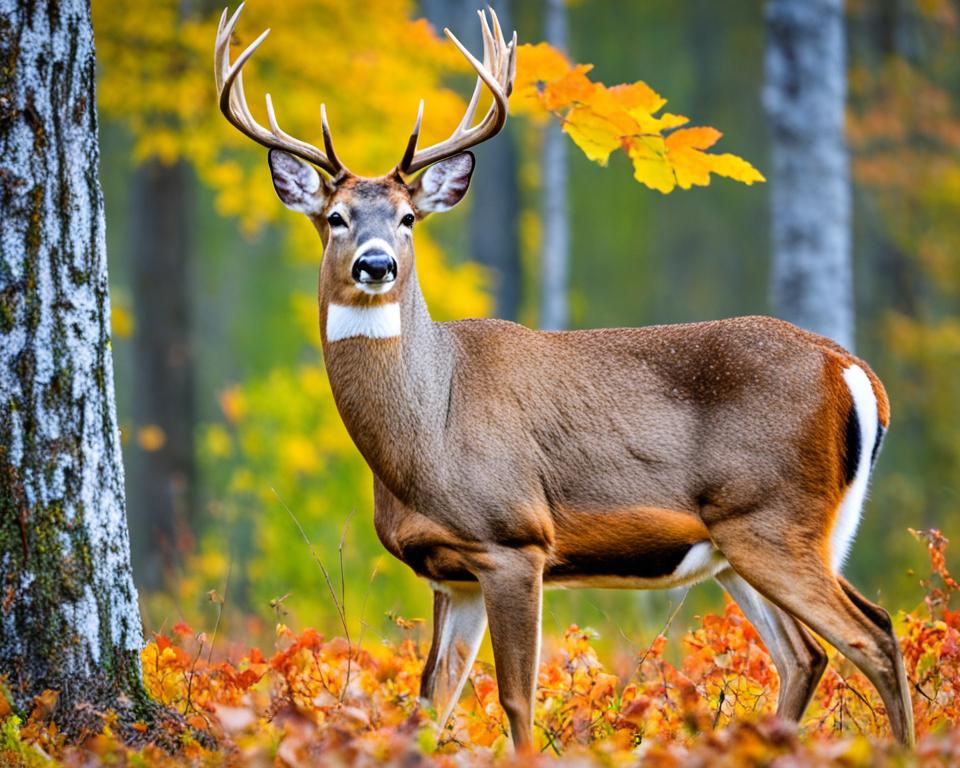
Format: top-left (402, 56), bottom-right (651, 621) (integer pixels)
top-left (268, 150), bottom-right (329, 214)
top-left (409, 152), bottom-right (474, 214)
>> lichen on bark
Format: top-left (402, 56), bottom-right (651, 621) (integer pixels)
top-left (0, 0), bottom-right (152, 736)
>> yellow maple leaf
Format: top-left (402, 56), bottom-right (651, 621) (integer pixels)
top-left (626, 137), bottom-right (675, 193)
top-left (706, 153), bottom-right (767, 185)
top-left (563, 105), bottom-right (623, 165)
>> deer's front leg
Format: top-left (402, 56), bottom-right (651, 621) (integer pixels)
top-left (420, 584), bottom-right (487, 727)
top-left (476, 547), bottom-right (544, 753)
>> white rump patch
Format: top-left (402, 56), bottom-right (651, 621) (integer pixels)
top-left (326, 302), bottom-right (401, 343)
top-left (832, 364), bottom-right (879, 571)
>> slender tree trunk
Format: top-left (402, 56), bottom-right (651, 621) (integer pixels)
top-left (764, 0), bottom-right (853, 349)
top-left (0, 0), bottom-right (151, 730)
top-left (539, 0), bottom-right (569, 330)
top-left (422, 0), bottom-right (522, 320)
top-left (128, 159), bottom-right (195, 590)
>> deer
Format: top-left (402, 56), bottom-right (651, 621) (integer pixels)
top-left (214, 4), bottom-right (915, 751)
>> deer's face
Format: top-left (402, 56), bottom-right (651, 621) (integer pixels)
top-left (268, 150), bottom-right (474, 304)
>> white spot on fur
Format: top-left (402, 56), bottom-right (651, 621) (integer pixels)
top-left (326, 303), bottom-right (401, 342)
top-left (832, 364), bottom-right (879, 571)
top-left (674, 541), bottom-right (728, 582)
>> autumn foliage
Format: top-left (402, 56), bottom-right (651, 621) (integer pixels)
top-left (2, 530), bottom-right (958, 766)
top-left (513, 44), bottom-right (764, 192)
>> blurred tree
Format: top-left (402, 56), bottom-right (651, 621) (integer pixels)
top-left (846, 0), bottom-right (960, 566)
top-left (128, 158), bottom-right (196, 590)
top-left (0, 0), bottom-right (150, 724)
top-left (764, 0), bottom-right (853, 350)
top-left (540, 0), bottom-right (570, 330)
top-left (422, 0), bottom-right (523, 320)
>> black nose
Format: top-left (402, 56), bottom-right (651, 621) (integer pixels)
top-left (352, 251), bottom-right (397, 283)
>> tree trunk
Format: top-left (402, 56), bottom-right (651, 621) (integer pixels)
top-left (0, 0), bottom-right (150, 729)
top-left (422, 0), bottom-right (522, 320)
top-left (539, 0), bottom-right (569, 331)
top-left (764, 0), bottom-right (853, 350)
top-left (128, 159), bottom-right (195, 591)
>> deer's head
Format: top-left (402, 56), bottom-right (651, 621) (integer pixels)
top-left (214, 5), bottom-right (516, 306)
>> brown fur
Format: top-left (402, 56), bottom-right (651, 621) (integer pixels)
top-left (274, 169), bottom-right (911, 750)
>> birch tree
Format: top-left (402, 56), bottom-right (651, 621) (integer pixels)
top-left (0, 0), bottom-right (149, 726)
top-left (764, 0), bottom-right (853, 349)
top-left (539, 0), bottom-right (570, 331)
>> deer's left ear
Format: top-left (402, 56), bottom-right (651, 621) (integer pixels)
top-left (409, 152), bottom-right (475, 214)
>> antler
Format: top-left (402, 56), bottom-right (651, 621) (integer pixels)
top-left (398, 8), bottom-right (517, 175)
top-left (214, 3), bottom-right (345, 176)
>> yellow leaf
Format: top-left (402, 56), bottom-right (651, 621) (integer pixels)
top-left (204, 424), bottom-right (232, 459)
top-left (562, 105), bottom-right (624, 165)
top-left (137, 425), bottom-right (166, 452)
top-left (609, 81), bottom-right (666, 115)
top-left (626, 137), bottom-right (675, 193)
top-left (111, 304), bottom-right (134, 339)
top-left (706, 152), bottom-right (767, 185)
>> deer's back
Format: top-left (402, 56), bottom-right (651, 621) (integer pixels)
top-left (442, 314), bottom-right (886, 520)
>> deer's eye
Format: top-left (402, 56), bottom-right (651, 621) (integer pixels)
top-left (327, 211), bottom-right (347, 228)
top-left (400, 213), bottom-right (415, 228)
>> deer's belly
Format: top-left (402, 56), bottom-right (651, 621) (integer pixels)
top-left (544, 541), bottom-right (728, 590)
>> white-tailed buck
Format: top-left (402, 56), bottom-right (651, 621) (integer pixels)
top-left (215, 5), bottom-right (914, 750)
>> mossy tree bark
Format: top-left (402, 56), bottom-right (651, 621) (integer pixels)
top-left (0, 0), bottom-right (149, 730)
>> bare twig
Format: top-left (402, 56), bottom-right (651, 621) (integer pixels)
top-left (631, 588), bottom-right (690, 681)
top-left (206, 548), bottom-right (233, 665)
top-left (271, 487), bottom-right (353, 697)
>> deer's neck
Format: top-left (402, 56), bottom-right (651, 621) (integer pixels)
top-left (320, 274), bottom-right (454, 501)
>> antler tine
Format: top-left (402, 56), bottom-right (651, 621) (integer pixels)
top-left (458, 73), bottom-right (485, 133)
top-left (398, 8), bottom-right (515, 175)
top-left (478, 9), bottom-right (495, 75)
top-left (214, 4), bottom-right (342, 176)
top-left (320, 104), bottom-right (345, 173)
top-left (399, 99), bottom-right (425, 173)
top-left (507, 31), bottom-right (517, 96)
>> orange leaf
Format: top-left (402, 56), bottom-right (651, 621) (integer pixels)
top-left (666, 126), bottom-right (723, 151)
top-left (609, 81), bottom-right (666, 115)
top-left (172, 621), bottom-right (193, 636)
top-left (542, 65), bottom-right (595, 110)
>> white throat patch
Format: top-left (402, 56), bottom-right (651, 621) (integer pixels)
top-left (326, 303), bottom-right (401, 343)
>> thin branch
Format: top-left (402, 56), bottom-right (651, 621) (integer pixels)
top-left (271, 487), bottom-right (352, 674)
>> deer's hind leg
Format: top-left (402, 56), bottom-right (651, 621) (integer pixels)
top-left (716, 569), bottom-right (828, 721)
top-left (420, 584), bottom-right (487, 727)
top-left (707, 508), bottom-right (914, 746)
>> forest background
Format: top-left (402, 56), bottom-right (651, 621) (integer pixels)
top-left (92, 0), bottom-right (960, 667)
